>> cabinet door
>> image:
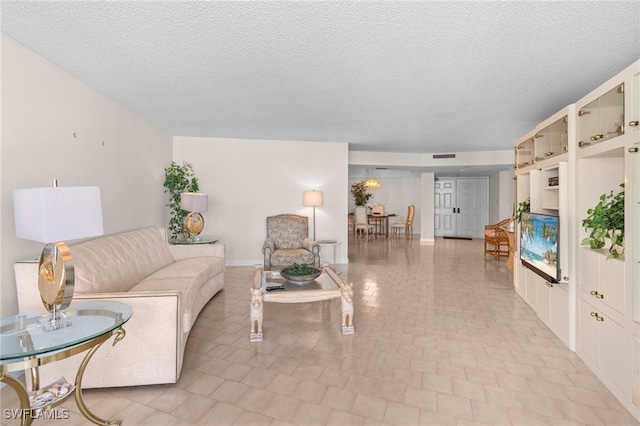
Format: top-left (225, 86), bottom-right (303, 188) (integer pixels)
top-left (516, 137), bottom-right (534, 169)
top-left (581, 248), bottom-right (625, 314)
top-left (536, 278), bottom-right (551, 324)
top-left (525, 269), bottom-right (537, 308)
top-left (600, 313), bottom-right (626, 392)
top-left (631, 71), bottom-right (640, 134)
top-left (549, 284), bottom-right (569, 343)
top-left (579, 299), bottom-right (626, 392)
top-left (600, 257), bottom-right (625, 315)
top-left (578, 84), bottom-right (625, 148)
top-left (579, 298), bottom-right (600, 367)
top-left (534, 116), bottom-right (568, 162)
top-left (581, 248), bottom-right (600, 294)
top-left (515, 261), bottom-right (527, 298)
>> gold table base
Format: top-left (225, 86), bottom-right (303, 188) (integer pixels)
top-left (1, 327), bottom-right (126, 426)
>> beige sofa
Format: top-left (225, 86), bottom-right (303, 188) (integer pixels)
top-left (14, 228), bottom-right (225, 388)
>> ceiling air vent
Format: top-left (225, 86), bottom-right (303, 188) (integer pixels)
top-left (433, 154), bottom-right (456, 159)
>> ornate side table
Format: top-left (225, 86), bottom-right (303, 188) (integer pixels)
top-left (0, 301), bottom-right (132, 426)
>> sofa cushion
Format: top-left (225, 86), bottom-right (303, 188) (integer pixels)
top-left (73, 228), bottom-right (175, 293)
top-left (129, 257), bottom-right (224, 331)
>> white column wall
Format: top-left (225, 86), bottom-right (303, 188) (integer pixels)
top-left (420, 172), bottom-right (435, 243)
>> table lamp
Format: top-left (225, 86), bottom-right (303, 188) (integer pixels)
top-left (303, 190), bottom-right (323, 241)
top-left (180, 192), bottom-right (208, 241)
top-left (13, 181), bottom-right (103, 330)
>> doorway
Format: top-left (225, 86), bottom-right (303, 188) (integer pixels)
top-left (434, 178), bottom-right (488, 238)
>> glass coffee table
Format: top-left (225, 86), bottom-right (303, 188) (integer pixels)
top-left (249, 264), bottom-right (354, 342)
top-left (0, 301), bottom-right (132, 426)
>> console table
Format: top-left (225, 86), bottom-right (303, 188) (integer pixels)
top-left (0, 301), bottom-right (132, 426)
top-left (169, 236), bottom-right (219, 245)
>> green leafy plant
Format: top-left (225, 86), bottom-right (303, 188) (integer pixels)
top-left (281, 263), bottom-right (319, 276)
top-left (515, 198), bottom-right (530, 223)
top-left (581, 183), bottom-right (624, 259)
top-left (163, 161), bottom-right (199, 240)
top-left (351, 181), bottom-right (373, 206)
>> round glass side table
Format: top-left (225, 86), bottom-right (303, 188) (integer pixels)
top-left (1, 301), bottom-right (132, 426)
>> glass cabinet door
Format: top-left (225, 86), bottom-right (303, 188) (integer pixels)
top-left (578, 84), bottom-right (624, 148)
top-left (534, 116), bottom-right (568, 161)
top-left (516, 137), bottom-right (534, 169)
top-left (631, 72), bottom-right (640, 134)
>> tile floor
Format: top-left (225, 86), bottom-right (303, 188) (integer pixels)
top-left (2, 236), bottom-right (639, 425)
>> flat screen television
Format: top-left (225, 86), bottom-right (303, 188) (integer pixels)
top-left (519, 212), bottom-right (560, 283)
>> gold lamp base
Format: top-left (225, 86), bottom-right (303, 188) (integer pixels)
top-left (38, 242), bottom-right (74, 331)
top-left (184, 212), bottom-right (205, 241)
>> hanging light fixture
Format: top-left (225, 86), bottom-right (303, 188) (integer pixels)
top-left (363, 169), bottom-right (381, 189)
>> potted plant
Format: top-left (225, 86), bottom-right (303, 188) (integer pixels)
top-left (351, 180), bottom-right (373, 207)
top-left (163, 161), bottom-right (199, 241)
top-left (515, 198), bottom-right (530, 223)
top-left (581, 183), bottom-right (624, 259)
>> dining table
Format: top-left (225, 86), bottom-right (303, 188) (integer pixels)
top-left (367, 213), bottom-right (397, 238)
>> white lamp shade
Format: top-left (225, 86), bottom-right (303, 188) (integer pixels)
top-left (181, 192), bottom-right (208, 212)
top-left (13, 186), bottom-right (104, 243)
top-left (303, 190), bottom-right (323, 207)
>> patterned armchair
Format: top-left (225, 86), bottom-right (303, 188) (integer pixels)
top-left (262, 214), bottom-right (320, 271)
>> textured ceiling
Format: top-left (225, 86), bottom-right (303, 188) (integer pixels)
top-left (2, 1), bottom-right (639, 158)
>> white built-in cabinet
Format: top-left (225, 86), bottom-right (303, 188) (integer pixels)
top-left (513, 59), bottom-right (640, 422)
top-left (514, 108), bottom-right (574, 350)
top-left (575, 60), bottom-right (639, 420)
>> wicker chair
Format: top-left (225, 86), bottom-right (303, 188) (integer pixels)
top-left (484, 218), bottom-right (511, 259)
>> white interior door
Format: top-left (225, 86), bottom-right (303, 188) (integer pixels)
top-left (434, 179), bottom-right (456, 236)
top-left (457, 178), bottom-right (488, 238)
top-left (435, 178), bottom-right (488, 238)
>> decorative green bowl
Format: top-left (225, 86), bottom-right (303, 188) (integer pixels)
top-left (280, 265), bottom-right (322, 284)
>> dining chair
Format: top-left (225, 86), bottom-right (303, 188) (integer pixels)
top-left (354, 206), bottom-right (376, 240)
top-left (391, 205), bottom-right (415, 238)
top-left (348, 213), bottom-right (356, 236)
top-left (370, 205), bottom-right (385, 235)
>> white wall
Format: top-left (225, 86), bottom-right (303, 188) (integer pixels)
top-left (500, 169), bottom-right (515, 220)
top-left (489, 169), bottom-right (515, 224)
top-left (173, 137), bottom-right (349, 265)
top-left (489, 173), bottom-right (501, 224)
top-left (1, 35), bottom-right (172, 316)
